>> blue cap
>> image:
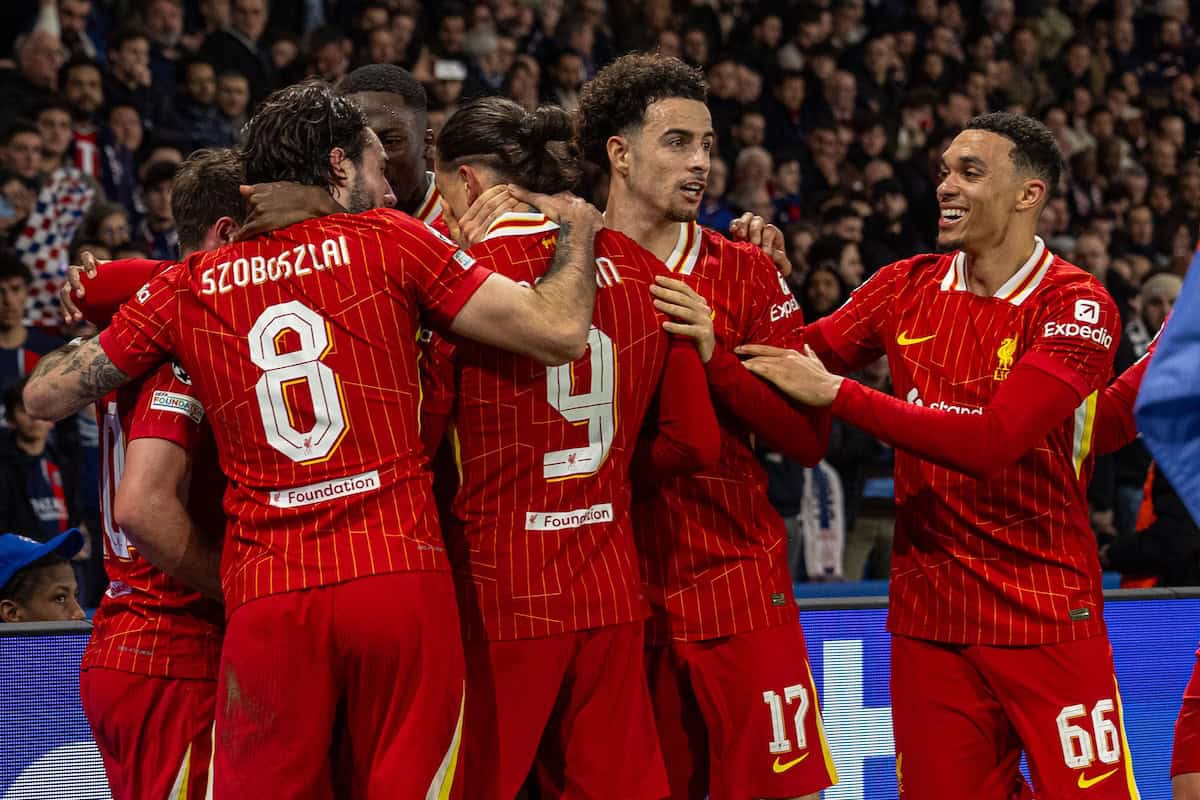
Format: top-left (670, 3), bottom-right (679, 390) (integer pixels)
top-left (0, 530), bottom-right (84, 592)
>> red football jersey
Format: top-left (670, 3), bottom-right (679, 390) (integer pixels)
top-left (415, 172), bottom-right (444, 227)
top-left (98, 209), bottom-right (493, 612)
top-left (427, 213), bottom-right (708, 641)
top-left (805, 238), bottom-right (1119, 645)
top-left (83, 360), bottom-right (225, 679)
top-left (634, 221), bottom-right (804, 643)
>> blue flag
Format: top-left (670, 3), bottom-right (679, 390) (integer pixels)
top-left (1135, 248), bottom-right (1200, 524)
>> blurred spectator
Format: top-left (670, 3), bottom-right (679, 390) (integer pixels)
top-left (0, 530), bottom-right (86, 622)
top-left (798, 264), bottom-right (849, 323)
top-left (107, 103), bottom-right (144, 155)
top-left (105, 26), bottom-right (174, 133)
top-left (175, 58), bottom-right (234, 150)
top-left (1, 121), bottom-right (42, 185)
top-left (862, 178), bottom-right (927, 272)
top-left (0, 253), bottom-right (62, 405)
top-left (542, 48), bottom-right (584, 110)
top-left (808, 234), bottom-right (864, 288)
top-left (144, 0), bottom-right (186, 91)
top-left (80, 202), bottom-right (131, 252)
top-left (728, 146), bottom-right (772, 217)
top-left (202, 0), bottom-right (274, 105)
top-left (0, 30), bottom-right (66, 118)
top-left (58, 0), bottom-right (100, 61)
top-left (697, 157), bottom-right (733, 235)
top-left (134, 160), bottom-right (177, 260)
top-left (772, 152), bottom-right (803, 226)
top-left (504, 55), bottom-right (540, 112)
top-left (215, 70), bottom-right (250, 142)
top-left (0, 379), bottom-right (77, 542)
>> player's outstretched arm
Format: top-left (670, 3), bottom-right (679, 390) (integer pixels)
top-left (738, 344), bottom-right (1084, 480)
top-left (61, 255), bottom-right (165, 327)
top-left (651, 276), bottom-right (830, 466)
top-left (114, 438), bottom-right (222, 600)
top-left (24, 337), bottom-right (131, 421)
top-left (450, 187), bottom-right (603, 365)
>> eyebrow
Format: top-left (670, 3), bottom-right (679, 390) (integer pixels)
top-left (941, 155), bottom-right (988, 170)
top-left (660, 128), bottom-right (715, 139)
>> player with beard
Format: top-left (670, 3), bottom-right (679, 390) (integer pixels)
top-left (78, 148), bottom-right (239, 800)
top-left (24, 80), bottom-right (606, 799)
top-left (726, 114), bottom-right (1138, 799)
top-left (576, 53), bottom-right (836, 800)
top-left (426, 96), bottom-right (720, 799)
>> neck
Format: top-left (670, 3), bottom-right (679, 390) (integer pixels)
top-left (961, 230), bottom-right (1038, 296)
top-left (0, 324), bottom-right (26, 349)
top-left (15, 432), bottom-right (45, 456)
top-left (604, 181), bottom-right (684, 262)
top-left (395, 171), bottom-right (431, 216)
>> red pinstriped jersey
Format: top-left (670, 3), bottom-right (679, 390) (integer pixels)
top-left (634, 221), bottom-right (802, 643)
top-left (806, 238), bottom-right (1119, 645)
top-left (98, 209), bottom-right (492, 612)
top-left (428, 214), bottom-right (680, 640)
top-left (83, 362), bottom-right (225, 679)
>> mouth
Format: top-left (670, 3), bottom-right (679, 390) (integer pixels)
top-left (680, 180), bottom-right (706, 203)
top-left (938, 206), bottom-right (966, 231)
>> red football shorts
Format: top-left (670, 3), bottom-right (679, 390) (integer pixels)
top-left (646, 620), bottom-right (837, 800)
top-left (1172, 650), bottom-right (1200, 776)
top-left (891, 633), bottom-right (1139, 800)
top-left (80, 667), bottom-right (215, 800)
top-left (214, 572), bottom-right (465, 800)
top-left (462, 620), bottom-right (667, 800)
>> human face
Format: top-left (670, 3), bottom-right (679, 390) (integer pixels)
top-left (98, 211), bottom-right (130, 247)
top-left (775, 160), bottom-right (800, 194)
top-left (64, 64), bottom-right (103, 114)
top-left (737, 113), bottom-right (765, 147)
top-left (232, 0), bottom-right (268, 42)
top-left (0, 275), bottom-right (29, 332)
top-left (367, 29), bottom-right (396, 65)
top-left (936, 129), bottom-right (1039, 254)
top-left (1128, 207), bottom-right (1153, 244)
top-left (146, 0), bottom-right (184, 46)
top-left (1, 563), bottom-right (84, 622)
top-left (837, 243), bottom-right (864, 286)
top-left (778, 77), bottom-right (805, 112)
top-left (19, 31), bottom-right (66, 89)
top-left (5, 132), bottom-right (42, 179)
top-left (58, 0), bottom-right (91, 36)
top-left (1072, 235), bottom-right (1108, 277)
top-left (439, 15), bottom-right (466, 54)
top-left (352, 92), bottom-right (427, 213)
top-left (36, 109), bottom-right (72, 160)
top-left (200, 0), bottom-right (231, 28)
top-left (340, 131), bottom-right (396, 213)
top-left (807, 269), bottom-right (841, 314)
top-left (11, 401), bottom-right (54, 444)
top-left (186, 62), bottom-right (216, 105)
top-left (113, 37), bottom-right (150, 80)
top-left (619, 98), bottom-right (712, 223)
top-left (217, 75), bottom-right (250, 117)
top-left (271, 38), bottom-right (298, 69)
top-left (109, 106), bottom-right (143, 151)
top-left (144, 182), bottom-right (172, 222)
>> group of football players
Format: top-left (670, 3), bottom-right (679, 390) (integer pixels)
top-left (19, 49), bottom-right (1191, 800)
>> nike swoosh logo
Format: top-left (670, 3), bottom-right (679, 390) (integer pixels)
top-left (1077, 767), bottom-right (1119, 789)
top-left (772, 752), bottom-right (809, 773)
top-left (897, 331), bottom-right (936, 346)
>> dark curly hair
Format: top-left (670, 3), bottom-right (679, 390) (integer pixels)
top-left (576, 53), bottom-right (707, 172)
top-left (965, 112), bottom-right (1065, 196)
top-left (240, 79), bottom-right (370, 189)
top-left (436, 97), bottom-right (580, 195)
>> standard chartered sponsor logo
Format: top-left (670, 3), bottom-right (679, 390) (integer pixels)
top-left (905, 387), bottom-right (982, 415)
top-left (525, 503), bottom-right (614, 530)
top-left (269, 469), bottom-right (381, 508)
top-left (1043, 320), bottom-right (1113, 348)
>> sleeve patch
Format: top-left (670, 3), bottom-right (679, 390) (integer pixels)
top-left (149, 390), bottom-right (204, 423)
top-left (453, 250), bottom-right (476, 270)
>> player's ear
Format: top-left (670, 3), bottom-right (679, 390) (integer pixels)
top-left (212, 216), bottom-right (239, 245)
top-left (459, 164), bottom-right (484, 206)
top-left (0, 598), bottom-right (22, 623)
top-left (1016, 176), bottom-right (1046, 213)
top-left (607, 135), bottom-right (630, 178)
top-left (328, 147), bottom-right (350, 186)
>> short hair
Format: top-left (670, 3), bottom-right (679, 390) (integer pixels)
top-left (141, 159), bottom-right (178, 190)
top-left (577, 53), bottom-right (707, 171)
top-left (0, 552), bottom-right (67, 607)
top-left (337, 64), bottom-right (427, 112)
top-left (240, 79), bottom-right (371, 188)
top-left (173, 149), bottom-right (248, 254)
top-left (0, 248), bottom-right (32, 285)
top-left (32, 97), bottom-right (74, 119)
top-left (109, 25), bottom-right (150, 53)
top-left (177, 56), bottom-right (215, 83)
top-left (437, 98), bottom-right (580, 195)
top-left (0, 120), bottom-right (39, 146)
top-left (59, 55), bottom-right (102, 85)
top-left (965, 111), bottom-right (1064, 193)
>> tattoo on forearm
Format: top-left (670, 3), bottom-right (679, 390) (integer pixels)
top-left (542, 219), bottom-right (576, 282)
top-left (31, 337), bottom-right (129, 401)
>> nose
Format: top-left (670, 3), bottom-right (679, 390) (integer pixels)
top-left (69, 598), bottom-right (85, 621)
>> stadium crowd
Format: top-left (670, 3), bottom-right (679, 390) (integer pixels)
top-left (0, 0), bottom-right (1197, 610)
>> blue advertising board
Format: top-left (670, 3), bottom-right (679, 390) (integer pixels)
top-left (3, 596), bottom-right (1199, 799)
